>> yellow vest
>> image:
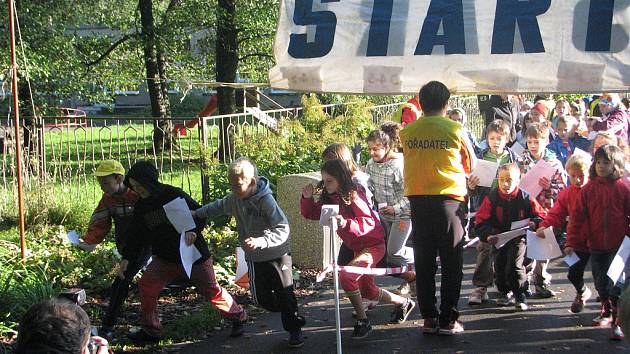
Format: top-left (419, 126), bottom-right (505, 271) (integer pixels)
top-left (400, 116), bottom-right (473, 198)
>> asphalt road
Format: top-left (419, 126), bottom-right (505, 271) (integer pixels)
top-left (169, 247), bottom-right (630, 354)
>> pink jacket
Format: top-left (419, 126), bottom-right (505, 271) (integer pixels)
top-left (300, 189), bottom-right (385, 252)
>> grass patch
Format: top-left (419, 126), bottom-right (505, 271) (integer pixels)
top-left (161, 302), bottom-right (221, 341)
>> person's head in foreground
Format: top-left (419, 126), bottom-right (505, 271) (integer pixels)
top-left (15, 298), bottom-right (109, 354)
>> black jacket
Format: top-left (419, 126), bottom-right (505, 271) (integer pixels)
top-left (123, 184), bottom-right (210, 265)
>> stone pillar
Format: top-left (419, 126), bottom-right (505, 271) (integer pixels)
top-left (277, 172), bottom-right (323, 268)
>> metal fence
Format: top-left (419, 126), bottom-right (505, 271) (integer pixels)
top-left (0, 97), bottom-right (484, 213)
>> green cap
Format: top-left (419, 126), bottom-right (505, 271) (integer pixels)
top-left (94, 160), bottom-right (125, 177)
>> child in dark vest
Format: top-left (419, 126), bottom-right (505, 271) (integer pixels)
top-left (475, 164), bottom-right (545, 311)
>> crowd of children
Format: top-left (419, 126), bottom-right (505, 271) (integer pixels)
top-left (59, 88), bottom-right (630, 349)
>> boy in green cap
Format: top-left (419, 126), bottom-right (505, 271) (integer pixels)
top-left (76, 160), bottom-right (151, 340)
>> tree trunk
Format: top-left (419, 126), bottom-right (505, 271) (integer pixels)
top-left (139, 0), bottom-right (174, 151)
top-left (215, 0), bottom-right (238, 162)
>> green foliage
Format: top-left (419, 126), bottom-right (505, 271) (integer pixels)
top-left (204, 223), bottom-right (239, 286)
top-left (161, 302), bottom-right (220, 341)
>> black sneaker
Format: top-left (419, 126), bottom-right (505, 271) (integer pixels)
top-left (230, 320), bottom-right (245, 337)
top-left (391, 299), bottom-right (416, 324)
top-left (352, 319), bottom-right (372, 339)
top-left (128, 329), bottom-right (160, 344)
top-left (288, 329), bottom-right (304, 348)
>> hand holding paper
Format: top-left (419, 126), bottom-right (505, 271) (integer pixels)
top-left (607, 236), bottom-right (630, 283)
top-left (180, 232), bottom-right (202, 278)
top-left (163, 197), bottom-right (196, 234)
top-left (526, 230), bottom-right (562, 260)
top-left (519, 160), bottom-right (556, 198)
top-left (319, 204), bottom-right (340, 226)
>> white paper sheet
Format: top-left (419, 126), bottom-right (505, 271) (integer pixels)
top-left (564, 252), bottom-right (580, 267)
top-left (511, 142), bottom-right (526, 156)
top-left (163, 197), bottom-right (196, 233)
top-left (519, 160), bottom-right (556, 198)
top-left (607, 236), bottom-right (630, 283)
top-left (67, 230), bottom-right (80, 245)
top-left (526, 230), bottom-right (562, 260)
top-left (494, 227), bottom-right (528, 249)
top-left (179, 232), bottom-right (202, 278)
top-left (320, 204), bottom-right (340, 226)
top-left (234, 247), bottom-right (249, 287)
top-left (464, 237), bottom-right (480, 248)
top-left (511, 219), bottom-right (531, 230)
top-left (587, 131), bottom-right (598, 140)
top-left (470, 160), bottom-right (499, 188)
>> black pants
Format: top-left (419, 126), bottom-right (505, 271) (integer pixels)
top-left (409, 195), bottom-right (464, 327)
top-left (567, 251), bottom-right (591, 292)
top-left (102, 248), bottom-right (151, 327)
top-left (494, 237), bottom-right (527, 298)
top-left (591, 251), bottom-right (622, 303)
top-left (248, 254), bottom-right (303, 332)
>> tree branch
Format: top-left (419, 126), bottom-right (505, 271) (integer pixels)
top-left (239, 53), bottom-right (274, 61)
top-left (84, 34), bottom-right (136, 68)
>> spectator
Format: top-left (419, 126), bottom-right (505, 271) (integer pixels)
top-left (15, 298), bottom-right (109, 354)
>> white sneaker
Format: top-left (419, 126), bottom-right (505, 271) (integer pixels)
top-left (352, 299), bottom-right (379, 317)
top-left (468, 287), bottom-right (489, 305)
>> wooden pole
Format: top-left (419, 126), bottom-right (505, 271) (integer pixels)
top-left (8, 0), bottom-right (27, 262)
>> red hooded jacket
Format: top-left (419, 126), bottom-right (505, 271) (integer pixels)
top-left (567, 177), bottom-right (630, 252)
top-left (300, 188), bottom-right (384, 252)
top-left (541, 184), bottom-right (588, 252)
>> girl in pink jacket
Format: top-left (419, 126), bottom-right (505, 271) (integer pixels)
top-left (300, 159), bottom-right (415, 340)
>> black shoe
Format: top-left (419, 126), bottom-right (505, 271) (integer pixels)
top-left (230, 320), bottom-right (245, 337)
top-left (391, 299), bottom-right (416, 324)
top-left (288, 329), bottom-right (304, 348)
top-left (128, 329), bottom-right (160, 344)
top-left (352, 319), bottom-right (372, 339)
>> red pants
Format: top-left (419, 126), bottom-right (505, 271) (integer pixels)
top-left (139, 257), bottom-right (245, 335)
top-left (339, 244), bottom-right (385, 301)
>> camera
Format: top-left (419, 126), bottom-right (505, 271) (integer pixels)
top-left (58, 288), bottom-right (86, 306)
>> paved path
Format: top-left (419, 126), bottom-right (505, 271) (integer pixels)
top-left (169, 248), bottom-right (629, 353)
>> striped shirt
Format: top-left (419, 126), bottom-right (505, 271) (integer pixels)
top-left (365, 153), bottom-right (410, 221)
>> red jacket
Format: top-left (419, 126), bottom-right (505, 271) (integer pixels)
top-left (300, 189), bottom-right (384, 252)
top-left (568, 177), bottom-right (630, 252)
top-left (541, 185), bottom-right (588, 252)
top-left (474, 187), bottom-right (545, 242)
top-left (83, 188), bottom-right (139, 251)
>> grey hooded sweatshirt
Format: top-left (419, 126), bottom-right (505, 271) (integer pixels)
top-left (195, 176), bottom-right (291, 262)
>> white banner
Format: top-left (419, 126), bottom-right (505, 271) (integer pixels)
top-left (270, 0), bottom-right (630, 94)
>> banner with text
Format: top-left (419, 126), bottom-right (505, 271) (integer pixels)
top-left (269, 0), bottom-right (630, 94)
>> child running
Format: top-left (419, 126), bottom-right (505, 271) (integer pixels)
top-left (365, 129), bottom-right (415, 295)
top-left (119, 161), bottom-right (247, 343)
top-left (568, 145), bottom-right (630, 341)
top-left (300, 159), bottom-right (415, 339)
top-left (536, 154), bottom-right (592, 313)
top-left (475, 164), bottom-right (545, 311)
top-left (194, 157), bottom-right (305, 348)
